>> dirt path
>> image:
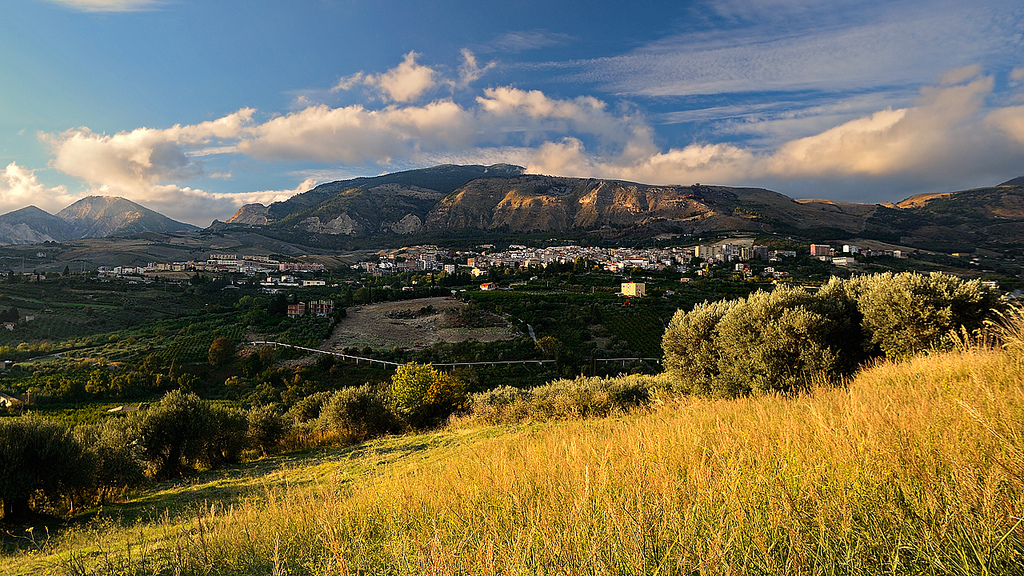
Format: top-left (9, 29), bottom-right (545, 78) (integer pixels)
top-left (322, 296), bottom-right (518, 351)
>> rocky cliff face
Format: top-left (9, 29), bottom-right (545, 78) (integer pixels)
top-left (227, 204), bottom-right (271, 225)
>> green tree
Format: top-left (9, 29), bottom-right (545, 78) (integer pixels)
top-left (390, 363), bottom-right (467, 428)
top-left (247, 404), bottom-right (288, 456)
top-left (320, 385), bottom-right (400, 443)
top-left (205, 405), bottom-right (248, 467)
top-left (0, 415), bottom-right (92, 519)
top-left (73, 419), bottom-right (145, 504)
top-left (662, 298), bottom-right (739, 395)
top-left (135, 390), bottom-right (214, 479)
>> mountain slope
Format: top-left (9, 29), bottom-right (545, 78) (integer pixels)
top-left (0, 206), bottom-right (78, 244)
top-left (57, 196), bottom-right (198, 238)
top-left (218, 165), bottom-right (1024, 251)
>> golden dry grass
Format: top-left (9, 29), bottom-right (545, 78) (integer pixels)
top-left (7, 347), bottom-right (1024, 575)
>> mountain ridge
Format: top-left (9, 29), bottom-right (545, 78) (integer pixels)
top-left (0, 196), bottom-right (197, 245)
top-left (220, 166), bottom-right (1024, 252)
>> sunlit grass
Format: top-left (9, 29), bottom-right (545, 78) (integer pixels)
top-left (5, 347), bottom-right (1024, 574)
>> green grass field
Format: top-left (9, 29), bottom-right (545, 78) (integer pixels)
top-left (3, 342), bottom-right (1022, 575)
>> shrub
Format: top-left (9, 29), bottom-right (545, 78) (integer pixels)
top-left (713, 282), bottom-right (866, 396)
top-left (661, 273), bottom-right (999, 397)
top-left (247, 404), bottom-right (288, 456)
top-left (470, 376), bottom-right (655, 424)
top-left (471, 386), bottom-right (534, 424)
top-left (530, 375), bottom-right (652, 419)
top-left (319, 385), bottom-right (400, 443)
top-left (286, 390), bottom-right (333, 424)
top-left (0, 415), bottom-right (93, 519)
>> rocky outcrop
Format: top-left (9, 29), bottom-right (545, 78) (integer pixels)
top-left (227, 204), bottom-right (271, 225)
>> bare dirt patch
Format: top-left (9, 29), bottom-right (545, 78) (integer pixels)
top-left (323, 296), bottom-right (518, 351)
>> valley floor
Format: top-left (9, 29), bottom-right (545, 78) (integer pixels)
top-left (3, 346), bottom-right (1023, 575)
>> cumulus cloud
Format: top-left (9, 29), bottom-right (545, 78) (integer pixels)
top-left (239, 101), bottom-right (476, 163)
top-left (491, 68), bottom-right (1024, 200)
top-left (333, 52), bottom-right (437, 103)
top-left (0, 163), bottom-right (76, 215)
top-left (40, 0), bottom-right (161, 12)
top-left (476, 87), bottom-right (653, 154)
top-left (43, 109), bottom-right (254, 189)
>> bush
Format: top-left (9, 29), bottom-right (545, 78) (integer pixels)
top-left (850, 272), bottom-right (1000, 358)
top-left (319, 385), bottom-right (400, 443)
top-left (471, 386), bottom-right (534, 424)
top-left (286, 391), bottom-right (333, 424)
top-left (390, 363), bottom-right (467, 429)
top-left (713, 282), bottom-right (867, 396)
top-left (247, 404), bottom-right (288, 456)
top-left (0, 415), bottom-right (93, 519)
top-left (530, 375), bottom-right (652, 419)
top-left (470, 376), bottom-right (655, 424)
top-left (661, 272), bottom-right (1001, 397)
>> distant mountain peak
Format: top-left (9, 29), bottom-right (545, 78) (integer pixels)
top-left (0, 196), bottom-right (196, 245)
top-left (998, 176), bottom-right (1024, 186)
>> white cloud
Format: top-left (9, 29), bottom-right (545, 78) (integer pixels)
top-left (121, 179), bottom-right (316, 226)
top-left (371, 52), bottom-right (436, 102)
top-left (331, 72), bottom-right (366, 93)
top-left (43, 109), bottom-right (254, 189)
top-left (239, 101), bottom-right (476, 163)
top-left (0, 163), bottom-right (75, 215)
top-left (40, 0), bottom-right (161, 12)
top-left (456, 49), bottom-right (495, 88)
top-left (330, 53), bottom-right (436, 102)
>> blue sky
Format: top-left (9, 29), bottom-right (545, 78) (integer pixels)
top-left (2, 0), bottom-right (1024, 226)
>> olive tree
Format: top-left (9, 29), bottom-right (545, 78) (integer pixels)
top-left (850, 272), bottom-right (1000, 358)
top-left (0, 415), bottom-right (92, 519)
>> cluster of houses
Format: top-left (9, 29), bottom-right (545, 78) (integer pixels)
top-left (286, 300), bottom-right (336, 318)
top-left (810, 244), bottom-right (906, 265)
top-left (355, 242), bottom-right (806, 278)
top-left (97, 254), bottom-right (327, 284)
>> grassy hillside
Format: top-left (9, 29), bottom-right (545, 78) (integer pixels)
top-left (4, 346), bottom-right (1024, 574)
